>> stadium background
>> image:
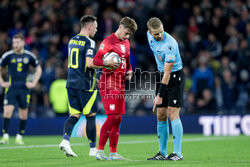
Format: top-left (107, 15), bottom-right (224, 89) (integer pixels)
top-left (0, 0), bottom-right (249, 136)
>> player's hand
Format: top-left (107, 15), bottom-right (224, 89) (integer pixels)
top-left (1, 82), bottom-right (10, 88)
top-left (152, 98), bottom-right (157, 113)
top-left (125, 71), bottom-right (133, 81)
top-left (155, 95), bottom-right (162, 106)
top-left (25, 82), bottom-right (36, 89)
top-left (104, 57), bottom-right (120, 69)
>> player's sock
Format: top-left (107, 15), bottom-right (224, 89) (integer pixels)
top-left (86, 115), bottom-right (96, 148)
top-left (98, 115), bottom-right (115, 150)
top-left (18, 119), bottom-right (27, 135)
top-left (109, 115), bottom-right (122, 153)
top-left (171, 119), bottom-right (183, 157)
top-left (2, 118), bottom-right (11, 134)
top-left (63, 116), bottom-right (79, 141)
top-left (157, 120), bottom-right (168, 156)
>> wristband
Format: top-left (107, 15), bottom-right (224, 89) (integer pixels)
top-left (158, 83), bottom-right (167, 97)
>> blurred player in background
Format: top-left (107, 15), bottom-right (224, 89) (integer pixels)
top-left (146, 17), bottom-right (185, 161)
top-left (0, 34), bottom-right (42, 145)
top-left (93, 17), bottom-right (137, 160)
top-left (59, 15), bottom-right (101, 157)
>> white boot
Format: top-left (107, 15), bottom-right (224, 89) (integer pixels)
top-left (15, 134), bottom-right (24, 145)
top-left (0, 133), bottom-right (9, 144)
top-left (89, 147), bottom-right (97, 156)
top-left (59, 139), bottom-right (78, 157)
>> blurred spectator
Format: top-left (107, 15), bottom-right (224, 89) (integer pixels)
top-left (196, 88), bottom-right (217, 113)
top-left (203, 32), bottom-right (222, 59)
top-left (183, 92), bottom-right (196, 114)
top-left (220, 69), bottom-right (238, 114)
top-left (134, 98), bottom-right (153, 116)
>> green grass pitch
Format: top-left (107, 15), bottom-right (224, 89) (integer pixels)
top-left (0, 134), bottom-right (249, 167)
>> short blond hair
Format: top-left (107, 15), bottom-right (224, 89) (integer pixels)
top-left (147, 17), bottom-right (162, 30)
top-left (120, 17), bottom-right (138, 33)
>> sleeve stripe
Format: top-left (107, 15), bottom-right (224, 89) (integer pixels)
top-left (1, 50), bottom-right (14, 60)
top-left (24, 50), bottom-right (37, 60)
top-left (86, 37), bottom-right (96, 49)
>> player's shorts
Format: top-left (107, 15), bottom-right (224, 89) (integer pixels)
top-left (4, 87), bottom-right (31, 109)
top-left (99, 89), bottom-right (125, 115)
top-left (155, 69), bottom-right (185, 108)
top-left (67, 88), bottom-right (98, 115)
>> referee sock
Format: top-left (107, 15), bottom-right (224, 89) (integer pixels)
top-left (2, 118), bottom-right (11, 134)
top-left (109, 115), bottom-right (122, 153)
top-left (63, 116), bottom-right (79, 141)
top-left (157, 120), bottom-right (169, 156)
top-left (18, 119), bottom-right (27, 135)
top-left (86, 116), bottom-right (96, 148)
top-left (98, 115), bottom-right (115, 150)
top-left (171, 119), bottom-right (183, 157)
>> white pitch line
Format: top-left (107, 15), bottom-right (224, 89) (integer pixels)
top-left (0, 136), bottom-right (238, 150)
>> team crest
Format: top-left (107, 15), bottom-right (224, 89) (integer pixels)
top-left (120, 44), bottom-right (126, 53)
top-left (110, 104), bottom-right (115, 111)
top-left (23, 57), bottom-right (29, 64)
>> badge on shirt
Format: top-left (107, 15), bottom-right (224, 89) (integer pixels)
top-left (110, 104), bottom-right (115, 111)
top-left (120, 44), bottom-right (126, 53)
top-left (87, 49), bottom-right (93, 55)
top-left (23, 57), bottom-right (29, 64)
top-left (99, 43), bottom-right (105, 50)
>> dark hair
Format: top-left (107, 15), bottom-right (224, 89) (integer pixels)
top-left (80, 15), bottom-right (97, 28)
top-left (13, 33), bottom-right (25, 40)
top-left (120, 17), bottom-right (138, 33)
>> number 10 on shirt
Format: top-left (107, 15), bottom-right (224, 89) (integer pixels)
top-left (68, 48), bottom-right (79, 69)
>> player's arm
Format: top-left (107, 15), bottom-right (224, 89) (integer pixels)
top-left (93, 42), bottom-right (119, 68)
top-left (26, 65), bottom-right (42, 89)
top-left (0, 66), bottom-right (10, 88)
top-left (85, 39), bottom-right (102, 69)
top-left (154, 49), bottom-right (176, 109)
top-left (86, 57), bottom-right (102, 69)
top-left (0, 55), bottom-right (10, 88)
top-left (125, 52), bottom-right (133, 81)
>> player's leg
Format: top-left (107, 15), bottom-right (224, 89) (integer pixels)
top-left (166, 69), bottom-right (184, 161)
top-left (157, 107), bottom-right (169, 156)
top-left (15, 108), bottom-right (28, 145)
top-left (15, 90), bottom-right (31, 145)
top-left (0, 105), bottom-right (15, 144)
top-left (0, 88), bottom-right (16, 144)
top-left (109, 115), bottom-right (122, 154)
top-left (147, 81), bottom-right (169, 160)
top-left (86, 114), bottom-right (97, 156)
top-left (59, 88), bottom-right (80, 157)
top-left (108, 95), bottom-right (128, 160)
top-left (96, 114), bottom-right (115, 160)
top-left (95, 89), bottom-right (112, 160)
top-left (82, 90), bottom-right (98, 156)
top-left (147, 107), bottom-right (169, 160)
top-left (108, 115), bottom-right (129, 160)
top-left (167, 107), bottom-right (183, 160)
